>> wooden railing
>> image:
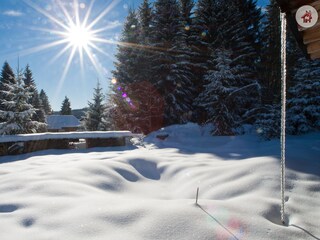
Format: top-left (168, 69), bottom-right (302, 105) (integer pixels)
top-left (0, 131), bottom-right (140, 156)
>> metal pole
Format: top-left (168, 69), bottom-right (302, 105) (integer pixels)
top-left (280, 12), bottom-right (287, 225)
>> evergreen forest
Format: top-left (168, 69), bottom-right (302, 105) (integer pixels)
top-left (109, 0), bottom-right (320, 138)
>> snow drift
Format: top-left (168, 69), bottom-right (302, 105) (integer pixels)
top-left (0, 123), bottom-right (319, 240)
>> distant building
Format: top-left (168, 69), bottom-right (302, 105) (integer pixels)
top-left (46, 115), bottom-right (81, 132)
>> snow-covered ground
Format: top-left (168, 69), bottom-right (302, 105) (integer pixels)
top-left (0, 123), bottom-right (319, 240)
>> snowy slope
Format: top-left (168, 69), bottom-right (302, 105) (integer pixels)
top-left (0, 123), bottom-right (319, 240)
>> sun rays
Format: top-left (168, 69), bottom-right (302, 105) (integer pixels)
top-left (21, 0), bottom-right (121, 87)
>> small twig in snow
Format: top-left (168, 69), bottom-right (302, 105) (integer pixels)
top-left (196, 187), bottom-right (199, 205)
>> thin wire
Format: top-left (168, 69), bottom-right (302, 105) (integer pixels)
top-left (280, 12), bottom-right (287, 225)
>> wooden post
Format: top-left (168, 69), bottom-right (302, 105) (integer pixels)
top-left (196, 187), bottom-right (199, 205)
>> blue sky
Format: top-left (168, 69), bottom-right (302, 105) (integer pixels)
top-left (0, 0), bottom-right (269, 111)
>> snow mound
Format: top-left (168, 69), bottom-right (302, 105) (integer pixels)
top-left (0, 124), bottom-right (319, 240)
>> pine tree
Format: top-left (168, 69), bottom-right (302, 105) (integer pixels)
top-left (137, 0), bottom-right (154, 83)
top-left (0, 61), bottom-right (16, 87)
top-left (193, 1), bottom-right (261, 125)
top-left (0, 61), bottom-right (16, 115)
top-left (255, 104), bottom-right (281, 140)
top-left (39, 89), bottom-right (52, 115)
top-left (0, 62), bottom-right (16, 126)
top-left (112, 8), bottom-right (140, 85)
top-left (236, 0), bottom-right (263, 59)
top-left (111, 8), bottom-right (143, 131)
top-left (22, 65), bottom-right (46, 126)
top-left (33, 92), bottom-right (46, 126)
top-left (150, 0), bottom-right (194, 125)
top-left (179, 0), bottom-right (199, 122)
top-left (103, 97), bottom-right (116, 131)
top-left (139, 0), bottom-right (153, 44)
top-left (195, 49), bottom-right (237, 135)
top-left (23, 64), bottom-right (35, 87)
top-left (260, 0), bottom-right (281, 104)
top-left (196, 48), bottom-right (260, 135)
top-left (23, 64), bottom-right (38, 105)
top-left (286, 29), bottom-right (301, 88)
top-left (179, 0), bottom-right (195, 47)
top-left (82, 81), bottom-right (108, 131)
top-left (192, 0), bottom-right (218, 102)
top-left (192, 0), bottom-right (262, 124)
top-left (287, 58), bottom-right (320, 134)
top-left (111, 5), bottom-right (167, 133)
top-left (0, 69), bottom-right (44, 135)
top-left (110, 80), bottom-right (165, 134)
top-left (223, 1), bottom-right (261, 116)
top-left (193, 0), bottom-right (218, 50)
top-left (60, 96), bottom-right (72, 115)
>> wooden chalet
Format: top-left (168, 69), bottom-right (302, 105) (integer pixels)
top-left (276, 0), bottom-right (320, 59)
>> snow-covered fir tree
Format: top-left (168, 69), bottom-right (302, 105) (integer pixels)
top-left (196, 48), bottom-right (259, 135)
top-left (179, 0), bottom-right (200, 122)
top-left (192, 0), bottom-right (217, 106)
top-left (285, 28), bottom-right (301, 88)
top-left (219, 1), bottom-right (261, 123)
top-left (193, 0), bottom-right (217, 51)
top-left (31, 90), bottom-right (46, 124)
top-left (113, 8), bottom-right (140, 85)
top-left (236, 0), bottom-right (263, 59)
top-left (111, 5), bottom-right (165, 134)
top-left (179, 0), bottom-right (195, 47)
top-left (192, 0), bottom-right (262, 124)
top-left (111, 80), bottom-right (165, 134)
top-left (39, 89), bottom-right (52, 115)
top-left (260, 0), bottom-right (281, 104)
top-left (0, 62), bottom-right (16, 122)
top-left (193, 1), bottom-right (261, 127)
top-left (254, 104), bottom-right (281, 140)
top-left (137, 0), bottom-right (154, 84)
top-left (23, 65), bottom-right (37, 105)
top-left (103, 97), bottom-right (116, 131)
top-left (0, 68), bottom-right (44, 135)
top-left (60, 96), bottom-right (72, 115)
top-left (82, 81), bottom-right (108, 131)
top-left (287, 58), bottom-right (320, 134)
top-left (219, 2), bottom-right (261, 123)
top-left (139, 0), bottom-right (153, 44)
top-left (23, 65), bottom-right (46, 127)
top-left (111, 8), bottom-right (142, 131)
top-left (0, 61), bottom-right (16, 88)
top-left (150, 0), bottom-right (194, 125)
top-left (195, 48), bottom-right (240, 135)
top-left (0, 62), bottom-right (17, 133)
top-left (109, 0), bottom-right (319, 139)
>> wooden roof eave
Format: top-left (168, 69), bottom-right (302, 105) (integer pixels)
top-left (276, 0), bottom-right (320, 59)
top-left (276, 0), bottom-right (316, 13)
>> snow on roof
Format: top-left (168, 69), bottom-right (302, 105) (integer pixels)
top-left (0, 131), bottom-right (139, 143)
top-left (46, 115), bottom-right (81, 130)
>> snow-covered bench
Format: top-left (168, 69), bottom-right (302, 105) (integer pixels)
top-left (0, 131), bottom-right (139, 156)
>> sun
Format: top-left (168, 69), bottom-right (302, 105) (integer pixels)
top-left (21, 0), bottom-right (122, 88)
top-left (66, 24), bottom-right (93, 49)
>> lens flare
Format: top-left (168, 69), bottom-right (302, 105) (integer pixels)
top-left (111, 78), bottom-right (117, 84)
top-left (203, 204), bottom-right (247, 240)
